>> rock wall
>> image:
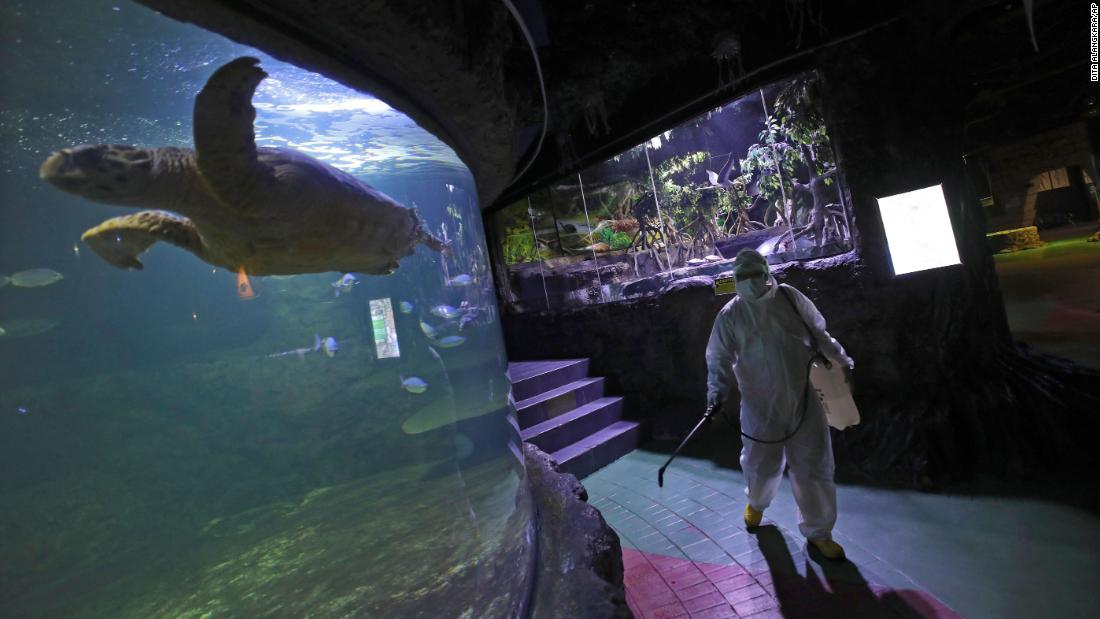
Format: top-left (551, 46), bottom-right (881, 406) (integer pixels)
top-left (524, 444), bottom-right (630, 619)
top-left (502, 23), bottom-right (1100, 486)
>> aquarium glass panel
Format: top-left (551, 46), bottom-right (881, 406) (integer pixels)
top-left (0, 2), bottom-right (533, 617)
top-left (491, 71), bottom-right (854, 313)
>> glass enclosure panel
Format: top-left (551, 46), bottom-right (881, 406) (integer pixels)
top-left (579, 144), bottom-right (672, 299)
top-left (493, 72), bottom-right (852, 313)
top-left (0, 2), bottom-right (532, 617)
top-left (496, 195), bottom-right (552, 311)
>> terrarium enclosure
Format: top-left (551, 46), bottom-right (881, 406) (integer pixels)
top-left (491, 72), bottom-right (853, 312)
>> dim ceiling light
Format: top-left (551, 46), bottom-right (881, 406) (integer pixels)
top-left (876, 184), bottom-right (961, 276)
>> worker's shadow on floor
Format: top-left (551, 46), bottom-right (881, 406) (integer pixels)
top-left (751, 525), bottom-right (942, 619)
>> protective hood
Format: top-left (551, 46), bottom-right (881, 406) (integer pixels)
top-left (737, 274), bottom-right (779, 305)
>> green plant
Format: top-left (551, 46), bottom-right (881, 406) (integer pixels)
top-left (503, 229), bottom-right (538, 264)
top-left (609, 232), bottom-right (633, 250)
top-left (738, 74), bottom-right (837, 230)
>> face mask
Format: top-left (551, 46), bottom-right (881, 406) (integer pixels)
top-left (736, 277), bottom-right (767, 299)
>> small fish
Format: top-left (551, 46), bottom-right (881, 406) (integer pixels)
top-left (268, 345), bottom-right (313, 360)
top-left (435, 335), bottom-right (466, 348)
top-left (458, 309), bottom-right (481, 331)
top-left (687, 258), bottom-right (707, 266)
top-left (419, 320), bottom-right (438, 338)
top-left (331, 273), bottom-right (359, 297)
top-left (10, 268), bottom-right (64, 288)
top-left (16, 406), bottom-right (28, 416)
top-left (430, 304), bottom-right (460, 320)
top-left (400, 375), bottom-right (429, 394)
top-left (315, 334), bottom-right (339, 358)
top-left (704, 254), bottom-right (722, 262)
top-left (268, 335), bottom-right (321, 360)
top-left (0, 326), bottom-right (5, 336)
top-left (399, 301), bottom-right (414, 314)
top-left (446, 274), bottom-right (474, 287)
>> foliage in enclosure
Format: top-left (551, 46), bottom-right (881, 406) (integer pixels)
top-left (739, 74), bottom-right (836, 225)
top-left (503, 228), bottom-right (540, 264)
top-left (650, 151), bottom-right (731, 251)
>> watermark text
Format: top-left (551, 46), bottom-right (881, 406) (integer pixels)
top-left (1091, 3), bottom-right (1098, 81)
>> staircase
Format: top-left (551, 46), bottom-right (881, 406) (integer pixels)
top-left (508, 359), bottom-right (641, 479)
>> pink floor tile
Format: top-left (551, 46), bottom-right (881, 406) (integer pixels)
top-left (621, 548), bottom-right (962, 619)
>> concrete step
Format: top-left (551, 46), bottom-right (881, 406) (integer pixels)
top-left (514, 377), bottom-right (604, 430)
top-left (552, 420), bottom-right (642, 480)
top-left (507, 359), bottom-right (590, 402)
top-left (521, 396), bottom-right (624, 454)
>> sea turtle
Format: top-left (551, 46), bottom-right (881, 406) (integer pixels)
top-left (39, 56), bottom-right (447, 276)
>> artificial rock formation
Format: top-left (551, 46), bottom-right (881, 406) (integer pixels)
top-left (524, 444), bottom-right (631, 619)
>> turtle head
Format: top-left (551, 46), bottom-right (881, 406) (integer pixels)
top-left (40, 144), bottom-right (157, 204)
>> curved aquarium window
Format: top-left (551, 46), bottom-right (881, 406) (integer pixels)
top-left (492, 73), bottom-right (853, 312)
top-left (0, 2), bottom-right (532, 617)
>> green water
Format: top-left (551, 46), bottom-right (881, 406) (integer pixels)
top-left (0, 2), bottom-right (533, 617)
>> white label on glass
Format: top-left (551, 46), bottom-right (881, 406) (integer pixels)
top-left (876, 184), bottom-right (961, 276)
top-left (370, 297), bottom-right (400, 359)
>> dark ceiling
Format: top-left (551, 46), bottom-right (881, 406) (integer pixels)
top-left (501, 0), bottom-right (1095, 204)
top-left (137, 0), bottom-right (1095, 209)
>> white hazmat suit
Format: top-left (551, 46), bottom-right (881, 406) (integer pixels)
top-left (706, 273), bottom-right (853, 541)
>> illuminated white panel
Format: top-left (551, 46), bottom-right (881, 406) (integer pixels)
top-left (876, 184), bottom-right (961, 275)
top-left (370, 298), bottom-right (400, 359)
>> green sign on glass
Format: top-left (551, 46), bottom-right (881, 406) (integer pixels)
top-left (370, 297), bottom-right (400, 359)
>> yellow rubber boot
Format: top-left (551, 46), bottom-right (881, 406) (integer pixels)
top-left (743, 504), bottom-right (763, 528)
top-left (809, 538), bottom-right (846, 561)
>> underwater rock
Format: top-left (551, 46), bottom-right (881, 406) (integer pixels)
top-left (524, 443), bottom-right (630, 619)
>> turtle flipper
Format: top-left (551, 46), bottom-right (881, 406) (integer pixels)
top-left (193, 56), bottom-right (269, 210)
top-left (82, 210), bottom-right (207, 270)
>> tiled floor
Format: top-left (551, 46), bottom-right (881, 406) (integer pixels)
top-left (585, 449), bottom-right (1100, 619)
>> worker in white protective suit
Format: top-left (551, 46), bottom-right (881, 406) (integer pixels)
top-left (706, 249), bottom-right (853, 560)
